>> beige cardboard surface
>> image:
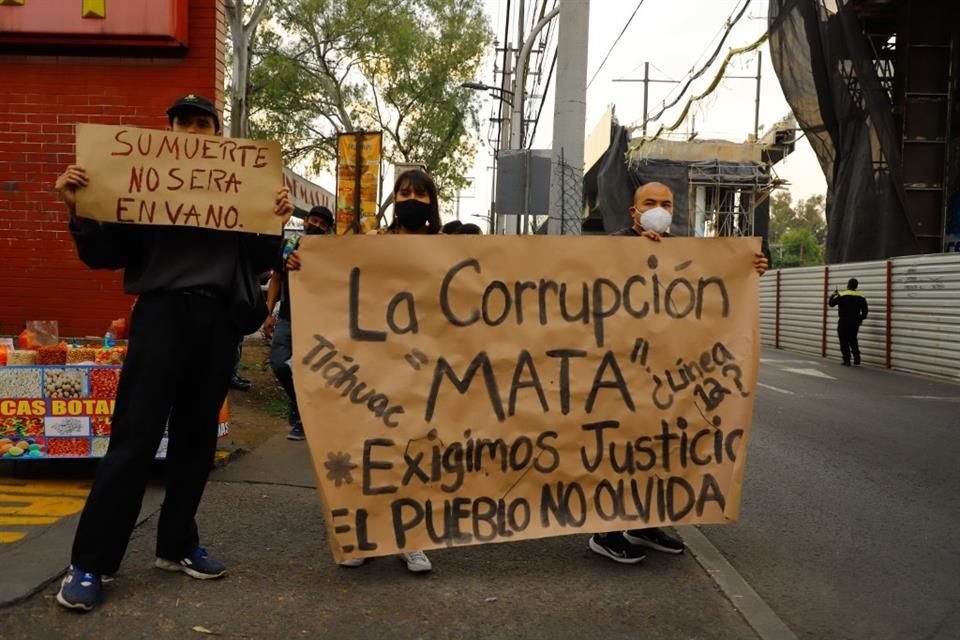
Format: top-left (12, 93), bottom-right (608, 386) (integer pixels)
top-left (75, 123), bottom-right (283, 235)
top-left (290, 236), bottom-right (761, 561)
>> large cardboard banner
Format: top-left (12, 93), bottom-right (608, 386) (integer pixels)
top-left (75, 123), bottom-right (284, 235)
top-left (290, 236), bottom-right (761, 561)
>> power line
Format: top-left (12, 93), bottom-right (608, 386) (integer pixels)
top-left (586, 0), bottom-right (648, 89)
top-left (638, 0), bottom-right (753, 129)
top-left (638, 29), bottom-right (768, 143)
top-left (526, 44), bottom-right (558, 147)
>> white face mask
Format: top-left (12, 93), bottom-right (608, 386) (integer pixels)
top-left (639, 206), bottom-right (672, 234)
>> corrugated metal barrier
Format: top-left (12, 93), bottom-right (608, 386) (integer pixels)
top-left (760, 253), bottom-right (960, 382)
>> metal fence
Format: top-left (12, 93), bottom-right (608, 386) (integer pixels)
top-left (553, 148), bottom-right (586, 236)
top-left (760, 252), bottom-right (960, 381)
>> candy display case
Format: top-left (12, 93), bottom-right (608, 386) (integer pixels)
top-left (0, 359), bottom-right (229, 460)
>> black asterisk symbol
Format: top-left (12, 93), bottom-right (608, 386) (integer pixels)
top-left (324, 451), bottom-right (358, 487)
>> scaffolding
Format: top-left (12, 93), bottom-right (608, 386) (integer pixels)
top-left (623, 135), bottom-right (787, 239)
top-left (686, 160), bottom-right (774, 238)
top-left (770, 0), bottom-right (959, 259)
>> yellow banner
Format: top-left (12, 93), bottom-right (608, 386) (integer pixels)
top-left (75, 123), bottom-right (284, 235)
top-left (290, 236), bottom-right (761, 561)
top-left (335, 131), bottom-right (382, 235)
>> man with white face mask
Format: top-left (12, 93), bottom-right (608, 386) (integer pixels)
top-left (613, 181), bottom-right (676, 238)
top-left (590, 181), bottom-right (768, 564)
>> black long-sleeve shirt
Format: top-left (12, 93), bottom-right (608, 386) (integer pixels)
top-left (828, 289), bottom-right (869, 326)
top-left (69, 217), bottom-right (280, 294)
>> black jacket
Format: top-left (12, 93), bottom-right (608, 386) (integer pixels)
top-left (69, 217), bottom-right (280, 295)
top-left (828, 289), bottom-right (868, 326)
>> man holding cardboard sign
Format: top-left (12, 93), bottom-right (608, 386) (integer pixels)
top-left (589, 181), bottom-right (767, 564)
top-left (289, 232), bottom-right (762, 566)
top-left (53, 95), bottom-right (293, 612)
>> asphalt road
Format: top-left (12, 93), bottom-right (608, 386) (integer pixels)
top-left (2, 348), bottom-right (958, 639)
top-left (0, 435), bottom-right (757, 640)
top-left (701, 351), bottom-right (960, 640)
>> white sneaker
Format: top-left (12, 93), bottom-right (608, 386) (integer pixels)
top-left (400, 550), bottom-right (432, 573)
top-left (338, 558), bottom-right (366, 568)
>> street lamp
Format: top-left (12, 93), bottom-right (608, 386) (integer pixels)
top-left (463, 81), bottom-right (516, 234)
top-left (461, 81), bottom-right (514, 106)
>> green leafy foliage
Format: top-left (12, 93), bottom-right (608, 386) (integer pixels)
top-left (769, 191), bottom-right (826, 268)
top-left (244, 0), bottom-right (491, 199)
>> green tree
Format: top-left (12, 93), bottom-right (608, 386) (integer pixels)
top-left (777, 229), bottom-right (823, 268)
top-left (769, 191), bottom-right (794, 242)
top-left (225, 0), bottom-right (272, 138)
top-left (247, 0), bottom-right (491, 201)
top-left (795, 194), bottom-right (826, 244)
top-left (769, 191), bottom-right (826, 268)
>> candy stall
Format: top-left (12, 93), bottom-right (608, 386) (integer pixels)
top-left (0, 321), bottom-right (229, 460)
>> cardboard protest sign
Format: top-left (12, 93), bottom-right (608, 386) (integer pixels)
top-left (290, 236), bottom-right (760, 561)
top-left (75, 123), bottom-right (283, 235)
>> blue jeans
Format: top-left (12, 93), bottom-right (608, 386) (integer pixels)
top-left (269, 318), bottom-right (300, 427)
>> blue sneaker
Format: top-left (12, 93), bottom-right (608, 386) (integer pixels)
top-left (56, 565), bottom-right (103, 612)
top-left (155, 547), bottom-right (227, 580)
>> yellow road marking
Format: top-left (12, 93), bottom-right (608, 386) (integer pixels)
top-left (0, 532), bottom-right (27, 543)
top-left (0, 516), bottom-right (59, 525)
top-left (0, 486), bottom-right (89, 543)
top-left (0, 480), bottom-right (92, 497)
top-left (0, 494), bottom-right (87, 517)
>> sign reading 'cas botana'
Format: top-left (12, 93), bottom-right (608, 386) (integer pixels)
top-left (75, 123), bottom-right (283, 235)
top-left (290, 235), bottom-right (761, 562)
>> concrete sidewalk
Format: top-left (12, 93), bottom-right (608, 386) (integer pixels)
top-left (0, 434), bottom-right (760, 639)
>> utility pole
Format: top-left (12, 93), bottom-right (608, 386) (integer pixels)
top-left (493, 54), bottom-right (514, 234)
top-left (508, 5), bottom-right (560, 235)
top-left (612, 63), bottom-right (679, 137)
top-left (547, 0), bottom-right (590, 235)
top-left (754, 50), bottom-right (763, 139)
top-left (643, 62), bottom-right (649, 137)
top-left (514, 0), bottom-right (524, 236)
top-left (714, 50), bottom-right (763, 140)
top-left (491, 0), bottom-right (512, 235)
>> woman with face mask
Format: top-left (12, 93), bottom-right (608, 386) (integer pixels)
top-left (385, 169), bottom-right (442, 235)
top-left (284, 171), bottom-right (439, 575)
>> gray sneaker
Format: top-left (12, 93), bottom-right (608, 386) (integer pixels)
top-left (400, 550), bottom-right (432, 573)
top-left (287, 424), bottom-right (305, 441)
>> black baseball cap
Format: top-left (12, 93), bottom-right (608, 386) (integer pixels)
top-left (167, 94), bottom-right (221, 131)
top-left (307, 206), bottom-right (334, 225)
top-left (441, 220), bottom-right (464, 234)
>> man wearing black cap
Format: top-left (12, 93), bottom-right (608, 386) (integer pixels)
top-left (53, 95), bottom-right (294, 611)
top-left (829, 278), bottom-right (869, 366)
top-left (263, 205), bottom-right (334, 440)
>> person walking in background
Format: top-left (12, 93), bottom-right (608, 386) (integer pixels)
top-left (263, 206), bottom-right (334, 441)
top-left (829, 278), bottom-right (869, 366)
top-left (229, 343), bottom-right (253, 391)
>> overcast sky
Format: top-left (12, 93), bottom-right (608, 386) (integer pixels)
top-left (456, 0), bottom-right (827, 225)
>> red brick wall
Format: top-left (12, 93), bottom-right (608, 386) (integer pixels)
top-left (0, 0), bottom-right (225, 338)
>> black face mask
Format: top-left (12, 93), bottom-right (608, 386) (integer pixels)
top-left (394, 199), bottom-right (431, 231)
top-left (304, 223), bottom-right (328, 235)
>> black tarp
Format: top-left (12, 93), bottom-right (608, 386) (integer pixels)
top-left (767, 0), bottom-right (922, 262)
top-left (592, 126), bottom-right (770, 257)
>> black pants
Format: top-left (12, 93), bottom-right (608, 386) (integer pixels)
top-left (838, 322), bottom-right (861, 364)
top-left (268, 317), bottom-right (300, 427)
top-left (71, 291), bottom-right (237, 575)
